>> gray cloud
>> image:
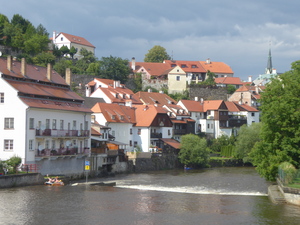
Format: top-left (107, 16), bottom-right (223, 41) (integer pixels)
top-left (2, 0), bottom-right (300, 80)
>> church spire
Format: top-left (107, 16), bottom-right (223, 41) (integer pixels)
top-left (266, 43), bottom-right (273, 74)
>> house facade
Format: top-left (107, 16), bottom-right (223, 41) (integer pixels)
top-left (52, 31), bottom-right (95, 59)
top-left (0, 56), bottom-right (92, 175)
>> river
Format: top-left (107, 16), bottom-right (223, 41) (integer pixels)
top-left (0, 167), bottom-right (300, 225)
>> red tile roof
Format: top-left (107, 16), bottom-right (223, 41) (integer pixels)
top-left (160, 138), bottom-right (181, 149)
top-left (91, 103), bottom-right (136, 123)
top-left (134, 105), bottom-right (168, 127)
top-left (203, 100), bottom-right (224, 112)
top-left (164, 60), bottom-right (206, 73)
top-left (130, 62), bottom-right (171, 77)
top-left (0, 58), bottom-right (67, 85)
top-left (133, 91), bottom-right (177, 106)
top-left (179, 99), bottom-right (203, 112)
top-left (215, 77), bottom-right (243, 85)
top-left (199, 61), bottom-right (234, 74)
top-left (59, 32), bottom-right (95, 48)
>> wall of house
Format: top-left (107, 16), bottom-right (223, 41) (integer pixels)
top-left (0, 79), bottom-right (27, 162)
top-left (228, 91), bottom-right (253, 106)
top-left (134, 127), bottom-right (150, 152)
top-left (108, 122), bottom-right (133, 152)
top-left (36, 157), bottom-right (86, 176)
top-left (25, 109), bottom-right (91, 164)
top-left (168, 69), bottom-right (187, 94)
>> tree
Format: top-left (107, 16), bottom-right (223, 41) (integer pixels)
top-left (234, 123), bottom-right (262, 163)
top-left (250, 60), bottom-right (300, 181)
top-left (60, 46), bottom-right (70, 56)
top-left (144, 45), bottom-right (171, 63)
top-left (69, 46), bottom-right (77, 59)
top-left (0, 14), bottom-right (9, 39)
top-left (98, 56), bottom-right (130, 83)
top-left (53, 59), bottom-right (73, 77)
top-left (227, 84), bottom-right (236, 94)
top-left (201, 70), bottom-right (216, 86)
top-left (178, 134), bottom-right (210, 167)
top-left (6, 156), bottom-right (22, 174)
top-left (32, 52), bottom-right (56, 67)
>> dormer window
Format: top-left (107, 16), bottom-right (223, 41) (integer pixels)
top-left (171, 64), bottom-right (176, 67)
top-left (112, 115), bottom-right (116, 120)
top-left (181, 64), bottom-right (187, 68)
top-left (123, 94), bottom-right (126, 99)
top-left (191, 65), bottom-right (197, 68)
top-left (116, 93), bottom-right (119, 98)
top-left (120, 115), bottom-right (124, 120)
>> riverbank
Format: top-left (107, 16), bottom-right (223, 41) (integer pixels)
top-left (0, 173), bottom-right (44, 188)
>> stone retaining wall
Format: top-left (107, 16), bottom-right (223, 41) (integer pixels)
top-left (0, 173), bottom-right (45, 189)
top-left (277, 178), bottom-right (300, 206)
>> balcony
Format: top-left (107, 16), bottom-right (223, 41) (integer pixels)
top-left (228, 115), bottom-right (247, 120)
top-left (35, 147), bottom-right (90, 158)
top-left (174, 129), bottom-right (187, 135)
top-left (151, 133), bottom-right (162, 138)
top-left (36, 129), bottom-right (89, 138)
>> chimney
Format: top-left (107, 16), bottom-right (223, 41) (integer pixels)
top-left (248, 76), bottom-right (252, 82)
top-left (195, 96), bottom-right (198, 101)
top-left (65, 68), bottom-right (71, 85)
top-left (47, 63), bottom-right (52, 81)
top-left (53, 31), bottom-right (56, 44)
top-left (21, 58), bottom-right (26, 77)
top-left (7, 55), bottom-right (12, 71)
top-left (206, 58), bottom-right (211, 64)
top-left (131, 57), bottom-right (136, 70)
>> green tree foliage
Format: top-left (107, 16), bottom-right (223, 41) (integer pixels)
top-left (60, 45), bottom-right (70, 56)
top-left (0, 14), bottom-right (9, 39)
top-left (32, 52), bottom-right (56, 67)
top-left (234, 123), bottom-right (262, 163)
top-left (227, 84), bottom-right (236, 94)
top-left (178, 134), bottom-right (210, 167)
top-left (250, 61), bottom-right (300, 181)
top-left (278, 162), bottom-right (297, 185)
top-left (69, 46), bottom-right (77, 59)
top-left (209, 135), bottom-right (235, 153)
top-left (98, 55), bottom-right (130, 83)
top-left (6, 156), bottom-right (22, 173)
top-left (144, 45), bottom-right (171, 63)
top-left (169, 90), bottom-right (189, 101)
top-left (220, 145), bottom-right (235, 157)
top-left (201, 70), bottom-right (216, 86)
top-left (53, 59), bottom-right (73, 77)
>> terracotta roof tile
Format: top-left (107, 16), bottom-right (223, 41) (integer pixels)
top-left (59, 32), bottom-right (95, 48)
top-left (134, 105), bottom-right (168, 127)
top-left (164, 60), bottom-right (206, 73)
top-left (133, 91), bottom-right (177, 106)
top-left (199, 61), bottom-right (234, 74)
top-left (160, 138), bottom-right (181, 149)
top-left (215, 77), bottom-right (243, 85)
top-left (179, 99), bottom-right (204, 112)
top-left (130, 62), bottom-right (170, 76)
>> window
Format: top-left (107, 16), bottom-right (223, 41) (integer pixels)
top-left (176, 76), bottom-right (180, 81)
top-left (251, 113), bottom-right (255, 117)
top-left (138, 129), bottom-right (141, 135)
top-left (73, 120), bottom-right (76, 130)
top-left (129, 140), bottom-right (132, 146)
top-left (52, 119), bottom-right (57, 129)
top-left (60, 120), bottom-right (64, 130)
top-left (84, 121), bottom-right (88, 130)
top-left (61, 37), bottom-right (63, 41)
top-left (4, 118), bottom-right (14, 129)
top-left (134, 141), bottom-right (137, 147)
top-left (29, 118), bottom-right (34, 129)
top-left (46, 119), bottom-right (50, 129)
top-left (168, 129), bottom-right (171, 135)
top-left (207, 124), bottom-right (210, 129)
top-left (45, 140), bottom-right (49, 149)
top-left (4, 139), bottom-right (13, 151)
top-left (29, 140), bottom-right (34, 151)
top-left (0, 93), bottom-right (4, 103)
top-left (51, 140), bottom-right (56, 149)
top-left (130, 128), bottom-right (132, 134)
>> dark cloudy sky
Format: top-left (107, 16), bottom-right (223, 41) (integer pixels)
top-left (2, 0), bottom-right (300, 80)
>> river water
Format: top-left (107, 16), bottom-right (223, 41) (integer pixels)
top-left (1, 167), bottom-right (300, 225)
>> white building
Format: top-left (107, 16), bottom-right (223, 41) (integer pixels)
top-left (0, 56), bottom-right (92, 175)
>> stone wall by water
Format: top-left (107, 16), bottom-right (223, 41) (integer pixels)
top-left (133, 154), bottom-right (179, 172)
top-left (0, 173), bottom-right (45, 189)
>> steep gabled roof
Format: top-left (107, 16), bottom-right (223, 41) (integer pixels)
top-left (160, 138), bottom-right (181, 149)
top-left (199, 60), bottom-right (234, 74)
top-left (179, 99), bottom-right (204, 112)
top-left (226, 101), bottom-right (259, 112)
top-left (130, 62), bottom-right (171, 77)
top-left (58, 32), bottom-right (95, 48)
top-left (92, 103), bottom-right (136, 123)
top-left (134, 104), bottom-right (168, 127)
top-left (133, 91), bottom-right (177, 106)
top-left (203, 100), bottom-right (225, 112)
top-left (215, 77), bottom-right (243, 85)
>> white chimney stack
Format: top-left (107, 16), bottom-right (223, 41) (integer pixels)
top-left (131, 57), bottom-right (136, 70)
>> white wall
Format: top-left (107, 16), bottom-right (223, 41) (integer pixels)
top-left (0, 78), bottom-right (28, 162)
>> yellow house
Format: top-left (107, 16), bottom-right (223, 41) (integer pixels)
top-left (168, 66), bottom-right (187, 94)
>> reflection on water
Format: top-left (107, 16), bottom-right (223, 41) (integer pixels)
top-left (1, 167), bottom-right (300, 225)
